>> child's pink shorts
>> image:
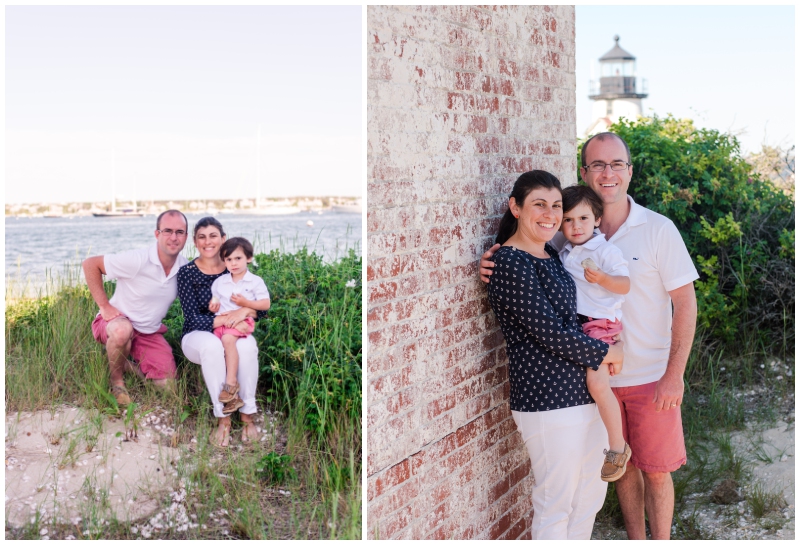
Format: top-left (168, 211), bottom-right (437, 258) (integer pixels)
top-left (582, 317), bottom-right (623, 345)
top-left (213, 317), bottom-right (255, 340)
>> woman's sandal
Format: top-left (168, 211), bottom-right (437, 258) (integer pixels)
top-left (209, 422), bottom-right (231, 448)
top-left (240, 421), bottom-right (261, 445)
top-left (218, 383), bottom-right (240, 404)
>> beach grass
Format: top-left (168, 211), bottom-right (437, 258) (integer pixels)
top-left (4, 245), bottom-right (362, 539)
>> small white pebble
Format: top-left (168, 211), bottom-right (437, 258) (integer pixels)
top-left (40, 528), bottom-right (48, 536)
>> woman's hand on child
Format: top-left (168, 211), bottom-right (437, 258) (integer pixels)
top-left (233, 320), bottom-right (250, 334)
top-left (602, 341), bottom-right (624, 372)
top-left (219, 307), bottom-right (252, 328)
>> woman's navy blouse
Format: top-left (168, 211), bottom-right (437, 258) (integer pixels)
top-left (487, 244), bottom-right (609, 412)
top-left (177, 260), bottom-right (267, 338)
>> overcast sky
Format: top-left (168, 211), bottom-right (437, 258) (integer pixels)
top-left (576, 5), bottom-right (795, 155)
top-left (5, 5), bottom-right (362, 204)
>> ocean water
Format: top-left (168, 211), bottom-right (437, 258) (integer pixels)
top-left (5, 211), bottom-right (361, 295)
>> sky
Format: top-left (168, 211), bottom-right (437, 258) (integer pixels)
top-left (5, 6), bottom-right (362, 204)
top-left (576, 5), bottom-right (795, 156)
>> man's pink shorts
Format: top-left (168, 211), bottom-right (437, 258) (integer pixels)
top-left (613, 381), bottom-right (687, 473)
top-left (582, 317), bottom-right (623, 344)
top-left (91, 315), bottom-right (177, 380)
top-left (213, 317), bottom-right (255, 340)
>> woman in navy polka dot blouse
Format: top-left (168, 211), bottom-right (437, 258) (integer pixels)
top-left (486, 171), bottom-right (624, 539)
top-left (177, 217), bottom-right (267, 447)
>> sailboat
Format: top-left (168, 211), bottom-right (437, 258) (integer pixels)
top-left (93, 149), bottom-right (143, 217)
top-left (235, 125), bottom-right (300, 215)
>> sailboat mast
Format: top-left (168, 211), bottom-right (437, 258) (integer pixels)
top-left (256, 124), bottom-right (261, 206)
top-left (111, 148), bottom-right (116, 213)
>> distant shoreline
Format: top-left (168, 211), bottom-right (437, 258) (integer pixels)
top-left (5, 196), bottom-right (362, 218)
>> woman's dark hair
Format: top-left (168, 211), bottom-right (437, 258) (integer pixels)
top-left (562, 185), bottom-right (603, 220)
top-left (193, 216), bottom-right (226, 238)
top-left (220, 237), bottom-right (254, 260)
top-left (495, 170), bottom-right (562, 245)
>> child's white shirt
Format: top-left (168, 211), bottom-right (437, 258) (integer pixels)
top-left (210, 270), bottom-right (270, 314)
top-left (558, 230), bottom-right (629, 321)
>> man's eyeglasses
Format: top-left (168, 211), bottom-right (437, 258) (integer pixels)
top-left (158, 229), bottom-right (187, 237)
top-left (583, 161), bottom-right (630, 172)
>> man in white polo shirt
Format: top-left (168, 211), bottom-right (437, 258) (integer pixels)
top-left (481, 133), bottom-right (698, 539)
top-left (83, 210), bottom-right (189, 405)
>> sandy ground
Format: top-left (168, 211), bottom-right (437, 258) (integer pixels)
top-left (5, 406), bottom-right (181, 528)
top-left (592, 410), bottom-right (795, 540)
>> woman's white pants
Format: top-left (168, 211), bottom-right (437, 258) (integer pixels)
top-left (512, 403), bottom-right (608, 540)
top-left (181, 330), bottom-right (259, 418)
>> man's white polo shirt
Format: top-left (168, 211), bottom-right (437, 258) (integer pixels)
top-left (102, 244), bottom-right (188, 334)
top-left (551, 195), bottom-right (698, 387)
top-left (559, 231), bottom-right (628, 322)
top-left (210, 270), bottom-right (270, 314)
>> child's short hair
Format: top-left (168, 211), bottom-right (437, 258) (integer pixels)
top-left (562, 185), bottom-right (604, 219)
top-left (219, 237), bottom-right (254, 260)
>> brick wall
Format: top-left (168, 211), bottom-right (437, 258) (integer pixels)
top-left (367, 5), bottom-right (577, 539)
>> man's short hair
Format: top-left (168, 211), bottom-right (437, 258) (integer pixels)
top-left (220, 237), bottom-right (254, 260)
top-left (156, 209), bottom-right (188, 231)
top-left (580, 132), bottom-right (631, 167)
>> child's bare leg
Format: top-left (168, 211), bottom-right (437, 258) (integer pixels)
top-left (587, 363), bottom-right (626, 452)
top-left (221, 334), bottom-right (239, 387)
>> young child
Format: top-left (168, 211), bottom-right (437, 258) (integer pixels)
top-left (559, 185), bottom-right (632, 482)
top-left (208, 237), bottom-right (271, 414)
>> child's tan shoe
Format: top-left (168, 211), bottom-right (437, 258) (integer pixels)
top-left (601, 443), bottom-right (632, 482)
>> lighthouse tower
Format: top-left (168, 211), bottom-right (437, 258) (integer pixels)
top-left (585, 35), bottom-right (648, 136)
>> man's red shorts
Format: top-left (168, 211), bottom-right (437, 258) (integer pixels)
top-left (91, 315), bottom-right (177, 380)
top-left (613, 380), bottom-right (687, 473)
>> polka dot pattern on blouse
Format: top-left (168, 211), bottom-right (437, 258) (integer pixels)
top-left (487, 244), bottom-right (609, 412)
top-left (177, 260), bottom-right (267, 338)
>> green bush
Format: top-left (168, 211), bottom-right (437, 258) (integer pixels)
top-left (256, 451), bottom-right (297, 485)
top-left (578, 115), bottom-right (794, 353)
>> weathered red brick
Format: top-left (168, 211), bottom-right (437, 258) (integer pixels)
top-left (368, 4), bottom-right (574, 539)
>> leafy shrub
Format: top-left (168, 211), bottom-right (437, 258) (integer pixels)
top-left (578, 115), bottom-right (794, 352)
top-left (256, 452), bottom-right (296, 485)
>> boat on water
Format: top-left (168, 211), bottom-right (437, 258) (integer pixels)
top-left (331, 203), bottom-right (362, 214)
top-left (93, 208), bottom-right (144, 218)
top-left (93, 149), bottom-right (144, 217)
top-left (229, 206), bottom-right (301, 215)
